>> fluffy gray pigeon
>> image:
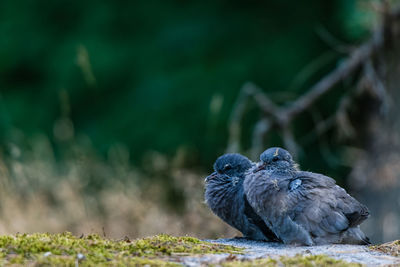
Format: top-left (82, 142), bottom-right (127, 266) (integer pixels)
top-left (244, 147), bottom-right (370, 246)
top-left (204, 153), bottom-right (280, 241)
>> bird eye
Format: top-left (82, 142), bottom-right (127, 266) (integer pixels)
top-left (272, 157), bottom-right (279, 162)
top-left (223, 164), bottom-right (232, 171)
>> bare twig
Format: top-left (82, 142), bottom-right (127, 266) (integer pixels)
top-left (227, 83), bottom-right (253, 152)
top-left (362, 60), bottom-right (390, 114)
top-left (282, 127), bottom-right (299, 158)
top-left (251, 119), bottom-right (271, 159)
top-left (227, 6), bottom-right (400, 154)
top-left (284, 37), bottom-right (380, 120)
top-left (227, 82), bottom-right (279, 152)
top-left (315, 25), bottom-right (355, 54)
top-left (300, 110), bottom-right (336, 145)
top-left (335, 94), bottom-right (356, 140)
top-left (244, 82), bottom-right (280, 116)
top-left (288, 51), bottom-right (338, 92)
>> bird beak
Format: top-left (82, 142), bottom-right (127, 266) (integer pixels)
top-left (253, 162), bottom-right (266, 173)
top-left (205, 172), bottom-right (217, 183)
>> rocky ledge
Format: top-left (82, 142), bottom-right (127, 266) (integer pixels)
top-left (181, 238), bottom-right (400, 266)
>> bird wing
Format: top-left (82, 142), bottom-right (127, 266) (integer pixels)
top-left (243, 170), bottom-right (313, 245)
top-left (288, 171), bottom-right (369, 235)
top-left (243, 195), bottom-right (280, 241)
top-left (297, 171), bottom-right (369, 226)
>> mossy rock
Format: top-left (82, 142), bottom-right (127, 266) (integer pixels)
top-left (220, 254), bottom-right (361, 267)
top-left (0, 232), bottom-right (389, 266)
top-left (0, 232), bottom-right (241, 266)
top-left (370, 240), bottom-right (400, 257)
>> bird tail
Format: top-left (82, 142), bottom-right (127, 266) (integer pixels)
top-left (341, 226), bottom-right (371, 245)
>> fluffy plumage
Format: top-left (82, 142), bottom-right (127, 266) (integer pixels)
top-left (204, 153), bottom-right (280, 241)
top-left (244, 147), bottom-right (370, 246)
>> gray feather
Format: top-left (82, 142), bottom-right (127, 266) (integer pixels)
top-left (244, 147), bottom-right (370, 245)
top-left (205, 153), bottom-right (280, 241)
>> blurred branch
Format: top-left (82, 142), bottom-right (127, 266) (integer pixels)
top-left (227, 82), bottom-right (279, 153)
top-left (288, 51), bottom-right (337, 92)
top-left (362, 60), bottom-right (391, 115)
top-left (284, 31), bottom-right (381, 119)
top-left (335, 93), bottom-right (356, 140)
top-left (228, 5), bottom-right (400, 155)
top-left (315, 25), bottom-right (355, 54)
top-left (282, 127), bottom-right (299, 158)
top-left (227, 83), bottom-right (255, 153)
top-left (250, 119), bottom-right (270, 159)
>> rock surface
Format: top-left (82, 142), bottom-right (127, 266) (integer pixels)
top-left (182, 238), bottom-right (400, 266)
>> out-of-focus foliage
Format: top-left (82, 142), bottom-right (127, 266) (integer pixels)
top-left (0, 0), bottom-right (375, 168)
top-left (0, 134), bottom-right (238, 238)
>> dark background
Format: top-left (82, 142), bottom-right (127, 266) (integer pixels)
top-left (0, 0), bottom-right (370, 168)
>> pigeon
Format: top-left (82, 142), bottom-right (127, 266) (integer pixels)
top-left (204, 153), bottom-right (280, 241)
top-left (243, 147), bottom-right (370, 246)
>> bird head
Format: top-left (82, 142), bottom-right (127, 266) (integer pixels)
top-left (205, 153), bottom-right (252, 183)
top-left (255, 147), bottom-right (297, 172)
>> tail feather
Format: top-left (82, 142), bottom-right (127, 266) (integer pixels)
top-left (341, 226), bottom-right (370, 245)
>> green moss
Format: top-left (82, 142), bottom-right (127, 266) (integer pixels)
top-left (221, 254), bottom-right (361, 267)
top-left (221, 257), bottom-right (277, 267)
top-left (130, 234), bottom-right (241, 256)
top-left (0, 232), bottom-right (242, 266)
top-left (0, 232), bottom-right (368, 266)
top-left (370, 240), bottom-right (400, 257)
top-left (280, 254), bottom-right (361, 267)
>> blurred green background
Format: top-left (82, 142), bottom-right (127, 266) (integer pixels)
top-left (0, 0), bottom-right (384, 239)
top-left (0, 0), bottom-right (372, 166)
